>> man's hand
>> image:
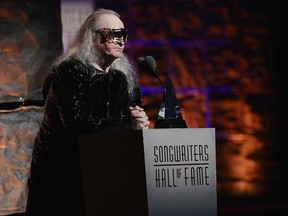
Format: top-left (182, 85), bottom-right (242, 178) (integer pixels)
top-left (129, 106), bottom-right (150, 129)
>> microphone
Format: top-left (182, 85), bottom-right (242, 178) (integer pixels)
top-left (137, 55), bottom-right (187, 128)
top-left (138, 56), bottom-right (166, 93)
top-left (144, 56), bottom-right (157, 77)
top-left (137, 55), bottom-right (168, 118)
top-left (136, 56), bottom-right (145, 67)
top-left (137, 56), bottom-right (156, 78)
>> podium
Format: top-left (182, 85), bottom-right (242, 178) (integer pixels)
top-left (78, 128), bottom-right (217, 216)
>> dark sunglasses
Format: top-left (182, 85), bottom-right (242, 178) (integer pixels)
top-left (95, 28), bottom-right (128, 43)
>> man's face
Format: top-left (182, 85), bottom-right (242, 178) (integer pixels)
top-left (94, 14), bottom-right (126, 60)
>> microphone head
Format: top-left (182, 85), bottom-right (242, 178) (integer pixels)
top-left (137, 56), bottom-right (145, 65)
top-left (137, 57), bottom-right (147, 71)
top-left (145, 55), bottom-right (157, 70)
top-left (136, 55), bottom-right (158, 78)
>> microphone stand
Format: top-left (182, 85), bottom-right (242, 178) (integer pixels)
top-left (137, 56), bottom-right (187, 128)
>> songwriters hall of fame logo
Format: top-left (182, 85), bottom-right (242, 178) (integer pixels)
top-left (153, 144), bottom-right (210, 188)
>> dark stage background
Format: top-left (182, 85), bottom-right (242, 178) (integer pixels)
top-left (0, 0), bottom-right (287, 215)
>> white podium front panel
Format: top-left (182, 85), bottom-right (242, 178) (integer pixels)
top-left (143, 128), bottom-right (217, 216)
top-left (78, 128), bottom-right (217, 216)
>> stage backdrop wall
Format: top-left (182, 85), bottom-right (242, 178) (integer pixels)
top-left (0, 0), bottom-right (62, 215)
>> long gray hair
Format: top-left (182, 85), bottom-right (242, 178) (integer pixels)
top-left (53, 8), bottom-right (137, 97)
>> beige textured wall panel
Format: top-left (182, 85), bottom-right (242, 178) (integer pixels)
top-left (0, 0), bottom-right (62, 103)
top-left (0, 107), bottom-right (43, 215)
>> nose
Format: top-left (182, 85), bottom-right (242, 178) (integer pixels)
top-left (117, 40), bottom-right (125, 46)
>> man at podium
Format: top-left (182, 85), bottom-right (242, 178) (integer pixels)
top-left (25, 8), bottom-right (149, 216)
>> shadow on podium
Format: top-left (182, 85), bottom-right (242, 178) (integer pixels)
top-left (78, 130), bottom-right (148, 216)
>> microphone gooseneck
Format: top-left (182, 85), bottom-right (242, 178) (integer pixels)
top-left (137, 55), bottom-right (188, 128)
top-left (137, 55), bottom-right (168, 119)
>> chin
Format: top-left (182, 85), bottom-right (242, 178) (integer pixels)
top-left (113, 52), bottom-right (123, 58)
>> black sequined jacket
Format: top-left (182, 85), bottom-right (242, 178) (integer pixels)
top-left (26, 58), bottom-right (142, 215)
